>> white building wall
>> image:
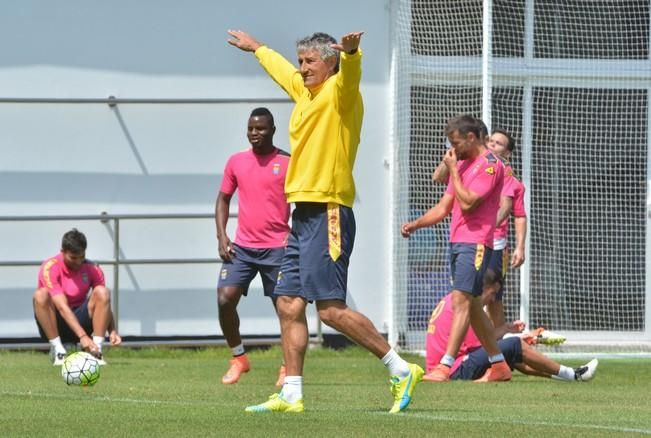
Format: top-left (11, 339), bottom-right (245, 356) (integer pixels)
top-left (0, 1), bottom-right (393, 339)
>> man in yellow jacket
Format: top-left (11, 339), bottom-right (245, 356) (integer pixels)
top-left (228, 29), bottom-right (423, 414)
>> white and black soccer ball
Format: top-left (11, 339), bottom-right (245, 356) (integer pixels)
top-left (61, 351), bottom-right (100, 386)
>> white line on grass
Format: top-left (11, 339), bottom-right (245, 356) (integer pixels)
top-left (0, 390), bottom-right (217, 407)
top-left (387, 412), bottom-right (651, 435)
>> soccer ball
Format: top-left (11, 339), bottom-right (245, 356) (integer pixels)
top-left (61, 352), bottom-right (100, 386)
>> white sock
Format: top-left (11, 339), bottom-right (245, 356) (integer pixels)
top-left (381, 348), bottom-right (411, 378)
top-left (555, 365), bottom-right (575, 381)
top-left (231, 344), bottom-right (245, 357)
top-left (488, 353), bottom-right (506, 364)
top-left (93, 335), bottom-right (104, 352)
top-left (280, 376), bottom-right (303, 403)
top-left (440, 354), bottom-right (455, 368)
top-left (49, 336), bottom-right (66, 355)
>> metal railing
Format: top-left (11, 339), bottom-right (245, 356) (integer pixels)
top-left (0, 212), bottom-right (323, 346)
top-left (0, 212), bottom-right (220, 331)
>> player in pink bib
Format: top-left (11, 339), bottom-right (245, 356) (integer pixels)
top-left (215, 107), bottom-right (290, 385)
top-left (402, 115), bottom-right (511, 383)
top-left (33, 229), bottom-right (121, 365)
top-left (485, 129), bottom-right (528, 331)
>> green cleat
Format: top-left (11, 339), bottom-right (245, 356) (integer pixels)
top-left (244, 393), bottom-right (304, 413)
top-left (389, 363), bottom-right (424, 414)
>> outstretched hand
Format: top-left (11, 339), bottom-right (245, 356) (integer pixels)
top-left (331, 31), bottom-right (364, 53)
top-left (227, 30), bottom-right (262, 52)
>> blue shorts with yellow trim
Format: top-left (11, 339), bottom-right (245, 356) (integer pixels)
top-left (449, 242), bottom-right (493, 297)
top-left (217, 244), bottom-right (284, 296)
top-left (274, 202), bottom-right (355, 302)
top-left (451, 336), bottom-right (523, 380)
top-left (487, 247), bottom-right (510, 301)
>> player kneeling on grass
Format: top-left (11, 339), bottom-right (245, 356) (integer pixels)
top-left (33, 228), bottom-right (121, 365)
top-left (424, 269), bottom-right (598, 382)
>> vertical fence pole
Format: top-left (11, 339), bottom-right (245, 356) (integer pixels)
top-left (113, 217), bottom-right (120, 331)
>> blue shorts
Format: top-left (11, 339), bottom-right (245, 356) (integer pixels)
top-left (487, 248), bottom-right (510, 301)
top-left (274, 202), bottom-right (355, 302)
top-left (35, 295), bottom-right (93, 343)
top-left (451, 336), bottom-right (523, 380)
top-left (217, 244), bottom-right (284, 296)
top-left (449, 243), bottom-right (493, 296)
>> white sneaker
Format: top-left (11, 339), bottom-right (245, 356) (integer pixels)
top-left (536, 329), bottom-right (566, 345)
top-left (94, 351), bottom-right (107, 366)
top-left (49, 346), bottom-right (66, 366)
top-left (574, 359), bottom-right (598, 381)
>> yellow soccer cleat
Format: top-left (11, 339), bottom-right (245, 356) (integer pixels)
top-left (389, 363), bottom-right (424, 414)
top-left (244, 393), bottom-right (304, 413)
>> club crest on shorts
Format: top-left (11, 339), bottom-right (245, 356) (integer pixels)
top-left (272, 163), bottom-right (281, 175)
top-left (220, 268), bottom-right (228, 280)
top-left (276, 271), bottom-right (283, 285)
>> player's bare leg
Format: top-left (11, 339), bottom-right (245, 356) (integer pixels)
top-left (470, 297), bottom-right (512, 382)
top-left (277, 295), bottom-right (308, 377)
top-left (218, 285), bottom-right (250, 384)
top-left (88, 286), bottom-right (112, 339)
top-left (316, 299), bottom-right (389, 358)
top-left (218, 286), bottom-right (245, 348)
top-left (33, 287), bottom-right (59, 339)
top-left (33, 287), bottom-right (66, 365)
top-left (316, 299), bottom-right (423, 413)
top-left (425, 290), bottom-right (471, 381)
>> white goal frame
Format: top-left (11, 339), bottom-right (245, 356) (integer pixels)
top-left (390, 0), bottom-right (651, 351)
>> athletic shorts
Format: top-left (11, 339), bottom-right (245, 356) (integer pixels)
top-left (217, 244), bottom-right (284, 296)
top-left (35, 295), bottom-right (93, 343)
top-left (451, 336), bottom-right (523, 380)
top-left (487, 247), bottom-right (510, 301)
top-left (449, 243), bottom-right (493, 297)
top-left (274, 202), bottom-right (355, 302)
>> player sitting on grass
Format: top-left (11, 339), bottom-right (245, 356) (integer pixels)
top-left (425, 269), bottom-right (598, 382)
top-left (33, 228), bottom-right (121, 365)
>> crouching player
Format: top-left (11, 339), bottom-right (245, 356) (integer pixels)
top-left (33, 228), bottom-right (121, 365)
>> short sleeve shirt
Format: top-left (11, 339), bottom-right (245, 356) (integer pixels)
top-left (445, 150), bottom-right (505, 248)
top-left (220, 147), bottom-right (290, 248)
top-left (37, 252), bottom-right (105, 308)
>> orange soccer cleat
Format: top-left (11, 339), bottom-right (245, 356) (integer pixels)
top-left (473, 361), bottom-right (512, 383)
top-left (422, 364), bottom-right (451, 382)
top-left (222, 355), bottom-right (251, 384)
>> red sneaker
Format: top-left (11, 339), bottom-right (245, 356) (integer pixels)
top-left (222, 355), bottom-right (251, 384)
top-left (473, 361), bottom-right (512, 383)
top-left (422, 364), bottom-right (451, 382)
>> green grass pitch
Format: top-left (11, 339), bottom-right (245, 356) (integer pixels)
top-left (1, 347), bottom-right (650, 437)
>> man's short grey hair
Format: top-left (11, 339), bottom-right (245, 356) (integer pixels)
top-left (296, 32), bottom-right (340, 72)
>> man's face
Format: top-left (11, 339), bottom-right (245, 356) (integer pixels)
top-left (447, 130), bottom-right (478, 160)
top-left (247, 115), bottom-right (275, 151)
top-left (298, 48), bottom-right (336, 90)
top-left (487, 133), bottom-right (510, 159)
top-left (62, 250), bottom-right (85, 271)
